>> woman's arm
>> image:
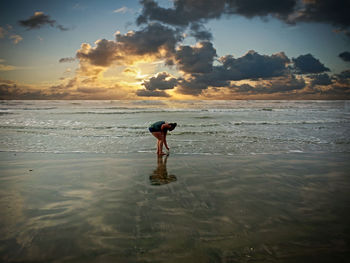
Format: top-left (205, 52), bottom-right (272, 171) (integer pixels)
top-left (161, 123), bottom-right (170, 150)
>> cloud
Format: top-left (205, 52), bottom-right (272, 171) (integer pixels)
top-left (175, 50), bottom-right (331, 96)
top-left (189, 23), bottom-right (213, 41)
top-left (19, 12), bottom-right (55, 29)
top-left (325, 85), bottom-right (350, 96)
top-left (292, 54), bottom-right (330, 74)
top-left (137, 0), bottom-right (296, 26)
top-left (115, 23), bottom-right (182, 56)
top-left (137, 0), bottom-right (296, 27)
top-left (137, 0), bottom-right (349, 37)
top-left (137, 0), bottom-right (220, 26)
top-left (123, 68), bottom-right (137, 76)
top-left (142, 72), bottom-right (178, 90)
top-left (113, 7), bottom-right (129, 13)
top-left (9, 34), bottom-right (23, 44)
top-left (56, 25), bottom-right (69, 31)
top-left (310, 73), bottom-right (333, 86)
top-left (226, 75), bottom-right (306, 95)
top-left (0, 65), bottom-right (17, 71)
top-left (0, 60), bottom-right (19, 71)
top-left (300, 70), bottom-right (350, 98)
top-left (19, 12), bottom-right (69, 31)
top-left (174, 41), bottom-right (217, 73)
top-left (173, 50), bottom-right (291, 95)
top-left (136, 89), bottom-right (170, 97)
top-left (0, 80), bottom-right (69, 100)
top-left (0, 25), bottom-right (23, 44)
top-left (292, 0), bottom-right (350, 29)
top-left (76, 39), bottom-right (119, 67)
top-left (339, 51), bottom-right (350, 62)
top-left (243, 75), bottom-right (306, 94)
top-left (59, 57), bottom-right (76, 63)
top-left (228, 0), bottom-right (297, 20)
top-left (334, 69), bottom-right (350, 84)
top-left (219, 50), bottom-right (290, 80)
top-left (136, 71), bottom-right (178, 97)
top-left (75, 23), bottom-right (183, 76)
top-left (51, 0), bottom-right (348, 100)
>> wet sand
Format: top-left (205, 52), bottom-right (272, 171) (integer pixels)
top-left (0, 152), bottom-right (350, 262)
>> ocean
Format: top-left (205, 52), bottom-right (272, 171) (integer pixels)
top-left (1, 100), bottom-right (350, 155)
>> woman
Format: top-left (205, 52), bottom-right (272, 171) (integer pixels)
top-left (149, 121), bottom-right (177, 155)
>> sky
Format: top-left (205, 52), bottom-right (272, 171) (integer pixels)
top-left (0, 0), bottom-right (350, 100)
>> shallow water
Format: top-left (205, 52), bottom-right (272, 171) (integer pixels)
top-left (1, 100), bottom-right (350, 155)
top-left (0, 152), bottom-right (349, 262)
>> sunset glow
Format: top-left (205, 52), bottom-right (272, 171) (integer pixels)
top-left (0, 0), bottom-right (349, 99)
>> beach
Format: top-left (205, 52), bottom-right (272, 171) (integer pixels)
top-left (1, 0), bottom-right (350, 260)
top-left (1, 151), bottom-right (350, 262)
top-left (1, 100), bottom-right (350, 262)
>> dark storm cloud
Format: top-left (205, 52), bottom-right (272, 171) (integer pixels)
top-left (177, 51), bottom-right (325, 95)
top-left (137, 0), bottom-right (297, 26)
top-left (293, 0), bottom-right (350, 28)
top-left (176, 50), bottom-right (291, 95)
top-left (177, 73), bottom-right (305, 96)
top-left (142, 72), bottom-right (178, 91)
top-left (175, 41), bottom-right (217, 73)
top-left (116, 23), bottom-right (182, 56)
top-left (292, 54), bottom-right (330, 74)
top-left (137, 0), bottom-right (228, 26)
top-left (339, 51), bottom-right (350, 62)
top-left (137, 0), bottom-right (349, 34)
top-left (227, 0), bottom-right (297, 19)
top-left (310, 73), bottom-right (333, 86)
top-left (19, 12), bottom-right (69, 31)
top-left (219, 50), bottom-right (290, 80)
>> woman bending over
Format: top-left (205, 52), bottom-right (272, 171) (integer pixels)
top-left (149, 121), bottom-right (177, 155)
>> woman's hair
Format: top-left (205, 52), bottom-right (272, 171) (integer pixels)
top-left (168, 122), bottom-right (177, 131)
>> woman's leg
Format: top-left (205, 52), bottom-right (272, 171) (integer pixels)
top-left (157, 139), bottom-right (161, 154)
top-left (159, 139), bottom-right (164, 154)
top-left (152, 132), bottom-right (164, 154)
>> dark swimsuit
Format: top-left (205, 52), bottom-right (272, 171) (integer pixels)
top-left (149, 121), bottom-right (165, 132)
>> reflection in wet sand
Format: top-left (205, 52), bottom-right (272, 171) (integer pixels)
top-left (1, 152), bottom-right (350, 262)
top-left (149, 155), bottom-right (177, 185)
